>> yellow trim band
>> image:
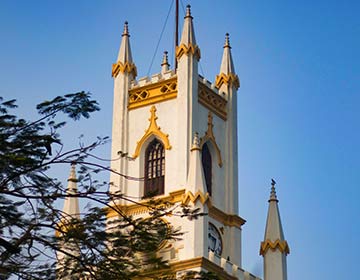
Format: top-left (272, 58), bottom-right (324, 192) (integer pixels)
top-left (128, 77), bottom-right (177, 110)
top-left (176, 43), bottom-right (201, 61)
top-left (112, 61), bottom-right (137, 78)
top-left (215, 73), bottom-right (240, 90)
top-left (260, 239), bottom-right (290, 256)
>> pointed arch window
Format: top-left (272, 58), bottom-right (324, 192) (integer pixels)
top-left (202, 143), bottom-right (212, 195)
top-left (144, 138), bottom-right (165, 197)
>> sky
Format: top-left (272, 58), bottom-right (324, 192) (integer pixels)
top-left (0, 0), bottom-right (359, 279)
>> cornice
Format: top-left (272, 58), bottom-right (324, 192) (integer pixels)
top-left (128, 77), bottom-right (177, 110)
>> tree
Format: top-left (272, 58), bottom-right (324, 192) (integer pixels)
top-left (0, 93), bottom-right (217, 280)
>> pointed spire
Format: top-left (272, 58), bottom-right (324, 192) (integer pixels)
top-left (112, 21), bottom-right (137, 78)
top-left (187, 132), bottom-right (206, 193)
top-left (117, 21), bottom-right (133, 63)
top-left (161, 51), bottom-right (170, 74)
top-left (264, 179), bottom-right (285, 241)
top-left (219, 33), bottom-right (236, 75)
top-left (215, 33), bottom-right (239, 89)
top-left (62, 163), bottom-right (80, 220)
top-left (180, 5), bottom-right (197, 46)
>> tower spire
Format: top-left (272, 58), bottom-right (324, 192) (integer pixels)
top-left (216, 33), bottom-right (239, 89)
top-left (62, 163), bottom-right (80, 220)
top-left (176, 5), bottom-right (200, 61)
top-left (112, 21), bottom-right (137, 78)
top-left (260, 180), bottom-right (289, 280)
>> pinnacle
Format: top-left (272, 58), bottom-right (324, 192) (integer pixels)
top-left (269, 179), bottom-right (278, 202)
top-left (185, 4), bottom-right (192, 18)
top-left (224, 33), bottom-right (231, 48)
top-left (122, 21), bottom-right (129, 37)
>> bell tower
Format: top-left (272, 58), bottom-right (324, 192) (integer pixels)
top-left (107, 5), bottom-right (260, 279)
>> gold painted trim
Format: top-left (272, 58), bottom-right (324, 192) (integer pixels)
top-left (134, 257), bottom-right (238, 280)
top-left (182, 190), bottom-right (210, 205)
top-left (200, 112), bottom-right (223, 167)
top-left (176, 43), bottom-right (201, 61)
top-left (215, 73), bottom-right (240, 90)
top-left (260, 239), bottom-right (290, 256)
top-left (128, 77), bottom-right (177, 110)
top-left (112, 61), bottom-right (137, 78)
top-left (132, 106), bottom-right (172, 159)
top-left (106, 189), bottom-right (186, 218)
top-left (198, 82), bottom-right (227, 120)
top-left (106, 189), bottom-right (245, 229)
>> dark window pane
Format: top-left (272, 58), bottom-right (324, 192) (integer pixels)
top-left (144, 138), bottom-right (165, 197)
top-left (202, 143), bottom-right (212, 195)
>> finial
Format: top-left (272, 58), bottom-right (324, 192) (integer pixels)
top-left (185, 4), bottom-right (192, 18)
top-left (122, 21), bottom-right (130, 37)
top-left (269, 178), bottom-right (278, 202)
top-left (68, 163), bottom-right (77, 182)
top-left (224, 33), bottom-right (231, 48)
top-left (191, 132), bottom-right (200, 150)
top-left (161, 51), bottom-right (169, 66)
top-left (161, 51), bottom-right (170, 74)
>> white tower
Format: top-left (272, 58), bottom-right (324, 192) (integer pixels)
top-left (106, 5), bottom-right (263, 279)
top-left (260, 181), bottom-right (290, 280)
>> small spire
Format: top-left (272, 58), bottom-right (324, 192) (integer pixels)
top-left (187, 132), bottom-right (206, 193)
top-left (117, 21), bottom-right (133, 64)
top-left (191, 132), bottom-right (200, 150)
top-left (161, 51), bottom-right (170, 74)
top-left (62, 164), bottom-right (80, 219)
top-left (263, 179), bottom-right (285, 242)
top-left (219, 33), bottom-right (236, 75)
top-left (179, 4), bottom-right (197, 46)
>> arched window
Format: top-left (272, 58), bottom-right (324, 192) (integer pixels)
top-left (202, 143), bottom-right (212, 195)
top-left (144, 138), bottom-right (165, 197)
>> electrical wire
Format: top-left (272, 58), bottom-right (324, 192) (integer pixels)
top-left (147, 0), bottom-right (174, 77)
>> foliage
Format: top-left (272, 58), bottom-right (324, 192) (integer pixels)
top-left (0, 93), bottom-right (217, 280)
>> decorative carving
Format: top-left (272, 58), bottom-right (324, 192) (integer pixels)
top-left (259, 239), bottom-right (290, 256)
top-left (198, 83), bottom-right (227, 120)
top-left (199, 112), bottom-right (223, 167)
top-left (112, 61), bottom-right (137, 78)
top-left (132, 106), bottom-right (171, 158)
top-left (176, 43), bottom-right (201, 61)
top-left (128, 77), bottom-right (177, 110)
top-left (215, 73), bottom-right (240, 90)
top-left (181, 190), bottom-right (210, 205)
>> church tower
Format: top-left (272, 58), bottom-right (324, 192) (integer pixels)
top-left (106, 5), bottom-right (262, 279)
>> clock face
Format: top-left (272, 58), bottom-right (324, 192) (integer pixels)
top-left (208, 223), bottom-right (222, 255)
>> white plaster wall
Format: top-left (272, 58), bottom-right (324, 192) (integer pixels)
top-left (264, 250), bottom-right (287, 280)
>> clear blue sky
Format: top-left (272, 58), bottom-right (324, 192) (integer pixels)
top-left (0, 1), bottom-right (359, 279)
